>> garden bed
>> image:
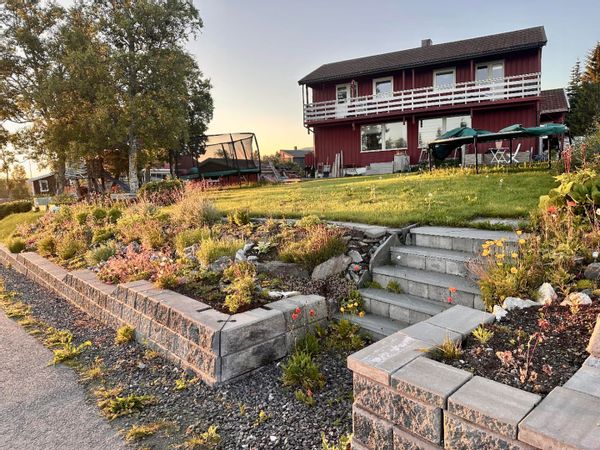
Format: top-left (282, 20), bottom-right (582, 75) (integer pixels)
top-left (444, 300), bottom-right (600, 395)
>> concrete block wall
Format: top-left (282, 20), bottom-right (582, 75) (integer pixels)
top-left (0, 246), bottom-right (327, 385)
top-left (347, 303), bottom-right (600, 449)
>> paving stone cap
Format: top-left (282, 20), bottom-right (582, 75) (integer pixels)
top-left (563, 363), bottom-right (600, 399)
top-left (519, 386), bottom-right (600, 450)
top-left (400, 321), bottom-right (461, 347)
top-left (425, 305), bottom-right (494, 336)
top-left (586, 313), bottom-right (600, 358)
top-left (347, 332), bottom-right (428, 386)
top-left (391, 357), bottom-right (472, 408)
top-left (448, 376), bottom-right (541, 439)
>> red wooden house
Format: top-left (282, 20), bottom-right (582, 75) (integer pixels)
top-left (299, 26), bottom-right (560, 171)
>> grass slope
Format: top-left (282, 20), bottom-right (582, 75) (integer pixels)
top-left (209, 169), bottom-right (555, 227)
top-left (0, 211), bottom-right (43, 242)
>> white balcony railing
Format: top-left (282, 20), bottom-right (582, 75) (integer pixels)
top-left (303, 72), bottom-right (541, 123)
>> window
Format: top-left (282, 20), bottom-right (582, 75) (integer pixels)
top-left (39, 179), bottom-right (49, 193)
top-left (361, 122), bottom-right (407, 152)
top-left (418, 115), bottom-right (471, 148)
top-left (434, 68), bottom-right (455, 89)
top-left (336, 84), bottom-right (350, 103)
top-left (475, 61), bottom-right (504, 82)
top-left (373, 77), bottom-right (393, 97)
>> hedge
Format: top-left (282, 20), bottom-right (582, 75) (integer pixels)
top-left (0, 200), bottom-right (33, 221)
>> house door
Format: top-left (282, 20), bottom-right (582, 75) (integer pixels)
top-left (335, 84), bottom-right (350, 118)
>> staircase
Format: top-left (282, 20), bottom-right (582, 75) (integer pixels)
top-left (341, 226), bottom-right (518, 340)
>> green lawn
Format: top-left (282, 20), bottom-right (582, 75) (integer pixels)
top-left (0, 211), bottom-right (44, 242)
top-left (208, 168), bottom-right (557, 227)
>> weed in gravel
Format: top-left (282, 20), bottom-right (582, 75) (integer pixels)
top-left (294, 332), bottom-right (320, 357)
top-left (44, 328), bottom-right (74, 348)
top-left (2, 300), bottom-right (31, 320)
top-left (81, 357), bottom-right (105, 381)
top-left (294, 389), bottom-right (316, 407)
top-left (95, 387), bottom-right (156, 420)
top-left (472, 325), bottom-right (494, 345)
top-left (180, 425), bottom-right (221, 449)
top-left (115, 325), bottom-right (135, 344)
top-left (255, 410), bottom-right (270, 426)
top-left (326, 319), bottom-right (367, 352)
top-left (429, 338), bottom-right (462, 361)
top-left (281, 351), bottom-right (325, 391)
top-left (125, 421), bottom-right (177, 442)
top-left (386, 280), bottom-right (403, 294)
top-left (239, 403), bottom-right (246, 416)
top-left (51, 340), bottom-right (92, 365)
top-left (322, 432), bottom-right (352, 450)
top-left (143, 349), bottom-right (161, 360)
top-left (174, 376), bottom-right (198, 391)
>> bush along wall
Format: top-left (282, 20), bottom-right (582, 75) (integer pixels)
top-left (0, 246), bottom-right (328, 384)
top-left (0, 199), bottom-right (32, 221)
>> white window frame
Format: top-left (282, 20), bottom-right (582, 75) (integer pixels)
top-left (475, 60), bottom-right (504, 82)
top-left (360, 121), bottom-right (408, 153)
top-left (433, 67), bottom-right (456, 90)
top-left (335, 83), bottom-right (351, 104)
top-left (372, 76), bottom-right (394, 97)
top-left (38, 179), bottom-right (49, 193)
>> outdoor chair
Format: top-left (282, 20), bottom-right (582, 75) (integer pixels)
top-left (510, 143), bottom-right (521, 163)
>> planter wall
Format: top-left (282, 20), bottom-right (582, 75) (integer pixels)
top-left (0, 246), bottom-right (327, 385)
top-left (347, 305), bottom-right (600, 449)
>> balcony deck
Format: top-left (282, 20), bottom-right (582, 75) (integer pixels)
top-left (303, 73), bottom-right (541, 125)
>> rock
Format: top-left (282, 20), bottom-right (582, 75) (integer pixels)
top-left (364, 227), bottom-right (387, 239)
top-left (584, 263), bottom-right (600, 281)
top-left (247, 255), bottom-right (259, 262)
top-left (502, 297), bottom-right (538, 311)
top-left (255, 261), bottom-right (309, 279)
top-left (243, 242), bottom-right (254, 253)
top-left (208, 256), bottom-right (233, 272)
top-left (348, 250), bottom-right (363, 263)
top-left (587, 314), bottom-right (600, 357)
top-left (267, 291), bottom-right (301, 299)
top-left (493, 305), bottom-right (508, 321)
top-left (537, 283), bottom-right (557, 305)
top-left (311, 254), bottom-right (352, 280)
top-left (183, 244), bottom-right (199, 261)
top-left (560, 292), bottom-right (592, 306)
top-left (235, 249), bottom-right (247, 262)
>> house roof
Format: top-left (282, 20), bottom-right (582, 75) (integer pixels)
top-left (540, 88), bottom-right (569, 114)
top-left (280, 149), bottom-right (314, 158)
top-left (27, 173), bottom-right (55, 183)
top-left (299, 27), bottom-right (547, 85)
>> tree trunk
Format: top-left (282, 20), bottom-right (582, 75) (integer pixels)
top-left (56, 155), bottom-right (66, 194)
top-left (128, 128), bottom-right (139, 193)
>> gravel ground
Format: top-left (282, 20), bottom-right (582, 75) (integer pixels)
top-left (0, 264), bottom-right (354, 449)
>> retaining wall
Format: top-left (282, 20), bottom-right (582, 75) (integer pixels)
top-left (0, 246), bottom-right (327, 385)
top-left (347, 305), bottom-right (600, 449)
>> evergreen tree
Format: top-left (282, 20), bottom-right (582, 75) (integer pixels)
top-left (583, 42), bottom-right (600, 83)
top-left (566, 43), bottom-right (600, 136)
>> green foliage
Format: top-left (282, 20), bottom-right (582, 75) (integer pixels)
top-left (138, 179), bottom-right (184, 205)
top-left (326, 319), bottom-right (366, 352)
top-left (296, 214), bottom-right (322, 228)
top-left (174, 227), bottom-right (212, 256)
top-left (85, 243), bottom-right (117, 266)
top-left (0, 200), bottom-right (32, 220)
top-left (37, 235), bottom-right (56, 256)
top-left (95, 387), bottom-right (156, 420)
top-left (75, 211), bottom-right (89, 225)
top-left (195, 236), bottom-right (242, 266)
top-left (339, 290), bottom-right (364, 316)
top-left (7, 237), bottom-right (26, 253)
top-left (52, 340), bottom-right (92, 365)
top-left (115, 325), bottom-right (135, 344)
top-left (222, 262), bottom-right (256, 313)
top-left (322, 432), bottom-right (352, 450)
top-left (294, 389), bottom-right (315, 406)
top-left (472, 325), bottom-right (494, 345)
top-left (171, 191), bottom-right (220, 229)
top-left (386, 280), bottom-right (403, 294)
top-left (182, 425), bottom-right (221, 449)
top-left (294, 332), bottom-right (320, 356)
top-left (92, 228), bottom-right (114, 244)
top-left (227, 208), bottom-right (251, 226)
top-left (125, 421), bottom-right (172, 442)
top-left (91, 207), bottom-right (107, 223)
top-left (107, 207), bottom-right (122, 223)
top-left (364, 280), bottom-right (383, 289)
top-left (56, 233), bottom-right (87, 261)
top-left (281, 351), bottom-right (325, 391)
top-left (576, 279), bottom-right (595, 290)
top-left (279, 225), bottom-right (347, 270)
top-left (429, 338), bottom-right (462, 361)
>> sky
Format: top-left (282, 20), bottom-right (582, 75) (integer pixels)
top-left (12, 0), bottom-right (600, 176)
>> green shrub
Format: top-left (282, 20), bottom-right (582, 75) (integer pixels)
top-left (138, 178), bottom-right (184, 205)
top-left (51, 193), bottom-right (77, 205)
top-left (429, 338), bottom-right (462, 361)
top-left (0, 200), bottom-right (32, 220)
top-left (472, 325), bottom-right (494, 345)
top-left (171, 191), bottom-right (220, 228)
top-left (576, 279), bottom-right (595, 290)
top-left (92, 228), bottom-right (114, 244)
top-left (85, 243), bottom-right (117, 266)
top-left (281, 351), bottom-right (325, 391)
top-left (75, 211), bottom-right (89, 225)
top-left (387, 280), bottom-right (403, 294)
top-left (223, 262), bottom-right (256, 313)
top-left (175, 227), bottom-right (212, 256)
top-left (115, 325), bottom-right (135, 344)
top-left (196, 237), bottom-right (243, 266)
top-left (294, 332), bottom-right (320, 356)
top-left (326, 319), bottom-right (366, 351)
top-left (279, 225), bottom-right (347, 271)
top-left (107, 207), bottom-right (122, 223)
top-left (37, 235), bottom-right (56, 256)
top-left (56, 234), bottom-right (87, 261)
top-left (91, 207), bottom-right (107, 223)
top-left (227, 209), bottom-right (251, 227)
top-left (7, 237), bottom-right (26, 253)
top-left (296, 215), bottom-right (322, 228)
top-left (139, 219), bottom-right (167, 250)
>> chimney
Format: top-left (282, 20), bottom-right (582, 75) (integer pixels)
top-left (421, 39), bottom-right (432, 47)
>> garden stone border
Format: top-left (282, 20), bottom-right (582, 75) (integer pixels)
top-left (0, 246), bottom-right (327, 385)
top-left (347, 304), bottom-right (600, 449)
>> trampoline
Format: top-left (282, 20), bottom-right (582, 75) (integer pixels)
top-left (178, 132), bottom-right (261, 180)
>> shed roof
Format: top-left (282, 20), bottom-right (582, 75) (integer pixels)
top-left (540, 88), bottom-right (569, 114)
top-left (280, 149), bottom-right (314, 158)
top-left (299, 27), bottom-right (546, 85)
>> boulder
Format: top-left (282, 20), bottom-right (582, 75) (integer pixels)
top-left (243, 242), bottom-right (254, 253)
top-left (502, 297), bottom-right (538, 311)
top-left (267, 291), bottom-right (301, 299)
top-left (537, 283), bottom-right (557, 305)
top-left (584, 263), bottom-right (600, 281)
top-left (255, 261), bottom-right (309, 279)
top-left (560, 292), bottom-right (592, 307)
top-left (364, 227), bottom-right (387, 239)
top-left (493, 305), bottom-right (508, 321)
top-left (208, 256), bottom-right (233, 272)
top-left (587, 314), bottom-right (600, 357)
top-left (235, 249), bottom-right (247, 262)
top-left (311, 254), bottom-right (352, 280)
top-left (348, 249), bottom-right (363, 263)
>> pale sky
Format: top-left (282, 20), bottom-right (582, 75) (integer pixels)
top-left (11, 0), bottom-right (600, 175)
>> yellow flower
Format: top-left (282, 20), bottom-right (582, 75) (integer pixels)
top-left (511, 252), bottom-right (518, 258)
top-left (340, 307), bottom-right (345, 313)
top-left (495, 240), bottom-right (504, 247)
top-left (510, 267), bottom-right (518, 274)
top-left (516, 230), bottom-right (523, 235)
top-left (358, 311), bottom-right (365, 317)
top-left (353, 302), bottom-right (358, 307)
top-left (495, 253), bottom-right (505, 259)
top-left (482, 250), bottom-right (490, 257)
top-left (519, 238), bottom-right (526, 245)
top-left (497, 262), bottom-right (504, 267)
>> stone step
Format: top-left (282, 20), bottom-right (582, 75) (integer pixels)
top-left (372, 265), bottom-right (483, 310)
top-left (334, 312), bottom-right (408, 341)
top-left (408, 226), bottom-right (519, 254)
top-left (360, 288), bottom-right (451, 324)
top-left (390, 245), bottom-right (473, 276)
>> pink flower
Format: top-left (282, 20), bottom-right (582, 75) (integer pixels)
top-left (294, 307), bottom-right (301, 314)
top-left (309, 309), bottom-right (315, 317)
top-left (566, 200), bottom-right (577, 207)
top-left (547, 206), bottom-right (557, 215)
top-left (291, 313), bottom-right (299, 321)
top-left (447, 296), bottom-right (453, 303)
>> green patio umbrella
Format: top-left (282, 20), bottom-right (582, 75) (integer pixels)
top-left (498, 123), bottom-right (569, 137)
top-left (429, 126), bottom-right (492, 160)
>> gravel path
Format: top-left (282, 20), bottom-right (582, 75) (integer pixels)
top-left (0, 265), bottom-right (354, 449)
top-left (0, 310), bottom-right (125, 450)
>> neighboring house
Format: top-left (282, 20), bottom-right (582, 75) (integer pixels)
top-left (278, 147), bottom-right (314, 166)
top-left (28, 173), bottom-right (57, 196)
top-left (299, 26), bottom-right (553, 170)
top-left (539, 88), bottom-right (569, 124)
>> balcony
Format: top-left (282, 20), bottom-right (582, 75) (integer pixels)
top-left (303, 72), bottom-right (541, 124)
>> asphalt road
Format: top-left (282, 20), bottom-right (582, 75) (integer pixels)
top-left (0, 311), bottom-right (125, 450)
